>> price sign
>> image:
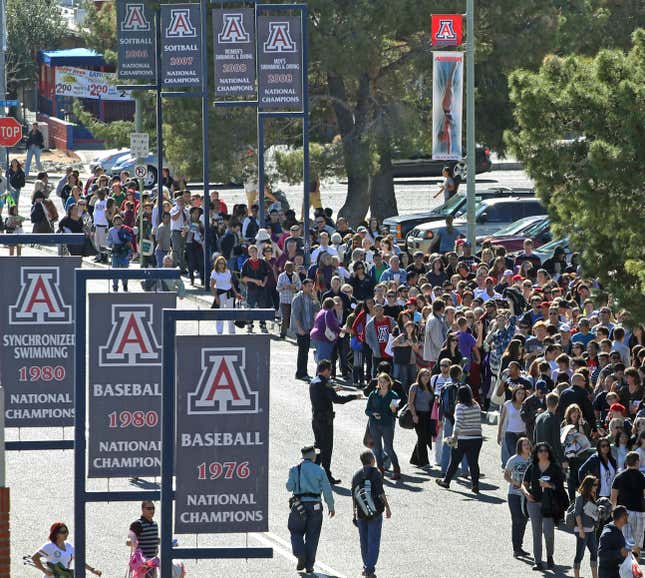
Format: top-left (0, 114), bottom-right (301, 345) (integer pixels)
top-left (88, 293), bottom-right (176, 478)
top-left (175, 335), bottom-right (270, 533)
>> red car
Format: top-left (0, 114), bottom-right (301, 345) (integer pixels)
top-left (476, 215), bottom-right (551, 252)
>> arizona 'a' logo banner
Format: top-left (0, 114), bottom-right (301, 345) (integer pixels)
top-left (431, 14), bottom-right (463, 46)
top-left (9, 267), bottom-right (71, 325)
top-left (166, 8), bottom-right (197, 37)
top-left (121, 3), bottom-right (150, 32)
top-left (218, 13), bottom-right (250, 43)
top-left (188, 348), bottom-right (259, 414)
top-left (99, 305), bottom-right (161, 366)
top-left (263, 21), bottom-right (296, 53)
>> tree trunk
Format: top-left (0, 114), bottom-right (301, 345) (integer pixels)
top-left (370, 143), bottom-right (397, 222)
top-left (327, 72), bottom-right (372, 226)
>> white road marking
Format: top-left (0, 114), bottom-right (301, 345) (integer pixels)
top-left (251, 531), bottom-right (347, 578)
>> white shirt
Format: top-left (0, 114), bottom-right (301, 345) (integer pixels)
top-left (431, 374), bottom-right (451, 396)
top-left (503, 400), bottom-right (526, 434)
top-left (170, 204), bottom-right (187, 231)
top-left (93, 198), bottom-right (108, 226)
top-left (210, 270), bottom-right (233, 291)
top-left (474, 288), bottom-right (502, 302)
top-left (599, 460), bottom-right (616, 497)
top-left (38, 542), bottom-right (74, 577)
top-left (311, 244), bottom-right (338, 263)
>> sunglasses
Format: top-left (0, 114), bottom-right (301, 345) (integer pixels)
top-left (143, 506), bottom-right (155, 510)
top-left (537, 448), bottom-right (549, 453)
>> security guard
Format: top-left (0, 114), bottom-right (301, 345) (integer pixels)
top-left (309, 359), bottom-right (363, 484)
top-left (286, 445), bottom-right (335, 574)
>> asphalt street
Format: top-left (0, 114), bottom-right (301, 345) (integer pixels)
top-left (2, 168), bottom-right (593, 578)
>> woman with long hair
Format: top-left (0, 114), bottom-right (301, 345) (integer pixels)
top-left (498, 386), bottom-right (528, 470)
top-left (578, 438), bottom-right (618, 500)
top-left (504, 437), bottom-right (532, 558)
top-left (521, 442), bottom-right (567, 571)
top-left (427, 257), bottom-right (448, 288)
top-left (366, 373), bottom-right (401, 480)
top-left (436, 385), bottom-right (483, 493)
top-left (432, 331), bottom-right (463, 375)
top-left (408, 368), bottom-right (436, 469)
top-left (561, 403), bottom-right (592, 501)
top-left (572, 475), bottom-right (599, 578)
top-left (31, 521), bottom-right (102, 576)
top-left (391, 320), bottom-right (419, 390)
top-left (210, 255), bottom-right (241, 335)
top-left (6, 158), bottom-right (25, 205)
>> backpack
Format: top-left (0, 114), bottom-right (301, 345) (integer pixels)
top-left (440, 381), bottom-right (458, 424)
top-left (353, 470), bottom-right (380, 520)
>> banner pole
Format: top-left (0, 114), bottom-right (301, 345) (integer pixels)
top-left (301, 5), bottom-right (310, 262)
top-left (465, 0), bottom-right (476, 244)
top-left (156, 8), bottom-right (164, 229)
top-left (201, 0), bottom-right (211, 284)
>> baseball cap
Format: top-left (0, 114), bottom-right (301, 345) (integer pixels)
top-left (503, 269), bottom-right (513, 277)
top-left (512, 274), bottom-right (524, 282)
top-left (485, 276), bottom-right (495, 284)
top-left (463, 240), bottom-right (472, 247)
top-left (609, 403), bottom-right (626, 416)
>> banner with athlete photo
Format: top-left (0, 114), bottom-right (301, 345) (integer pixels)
top-left (55, 66), bottom-right (133, 101)
top-left (432, 51), bottom-right (463, 161)
top-left (88, 292), bottom-right (176, 478)
top-left (174, 335), bottom-right (270, 534)
top-left (0, 257), bottom-right (81, 427)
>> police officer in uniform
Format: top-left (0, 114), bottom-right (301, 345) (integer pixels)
top-left (286, 445), bottom-right (335, 574)
top-left (309, 359), bottom-right (363, 484)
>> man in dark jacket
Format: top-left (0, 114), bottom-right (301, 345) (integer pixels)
top-left (310, 360), bottom-right (363, 484)
top-left (534, 392), bottom-right (566, 466)
top-left (557, 371), bottom-right (595, 425)
top-left (598, 506), bottom-right (629, 578)
top-left (521, 379), bottom-right (548, 441)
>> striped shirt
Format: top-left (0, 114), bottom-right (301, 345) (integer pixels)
top-left (454, 403), bottom-right (482, 439)
top-left (129, 516), bottom-right (159, 558)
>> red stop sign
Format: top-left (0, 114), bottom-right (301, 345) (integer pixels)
top-left (0, 117), bottom-right (23, 147)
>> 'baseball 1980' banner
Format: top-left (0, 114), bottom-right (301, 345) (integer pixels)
top-left (432, 51), bottom-right (463, 161)
top-left (88, 293), bottom-right (176, 478)
top-left (0, 257), bottom-right (81, 427)
top-left (174, 335), bottom-right (270, 534)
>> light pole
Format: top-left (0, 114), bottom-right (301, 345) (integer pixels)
top-left (466, 0), bottom-right (476, 244)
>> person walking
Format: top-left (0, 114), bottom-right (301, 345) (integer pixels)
top-left (436, 385), bottom-right (483, 493)
top-left (25, 122), bottom-right (44, 175)
top-left (309, 359), bottom-right (362, 484)
top-left (351, 450), bottom-right (391, 578)
top-left (366, 373), bottom-right (402, 480)
top-left (423, 298), bottom-right (448, 370)
top-left (106, 214), bottom-right (132, 292)
top-left (534, 392), bottom-right (566, 467)
top-left (241, 244), bottom-right (270, 333)
top-left (598, 506), bottom-right (630, 578)
top-left (504, 437), bottom-right (532, 558)
top-left (291, 278), bottom-right (320, 380)
top-left (521, 442), bottom-right (567, 571)
top-left (169, 192), bottom-right (189, 273)
top-left (286, 445), bottom-right (335, 575)
top-left (127, 501), bottom-right (160, 578)
top-left (277, 261), bottom-right (301, 338)
top-left (310, 298), bottom-right (340, 362)
top-left (610, 451), bottom-right (645, 560)
top-left (364, 303), bottom-right (396, 374)
top-left (408, 368), bottom-right (435, 469)
top-left (31, 522), bottom-right (102, 576)
top-left (498, 386), bottom-right (528, 469)
top-left (210, 256), bottom-right (241, 335)
top-left (6, 158), bottom-right (25, 205)
top-left (573, 475), bottom-right (600, 578)
top-left (579, 439), bottom-right (618, 501)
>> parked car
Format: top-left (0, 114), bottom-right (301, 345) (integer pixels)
top-left (384, 186), bottom-right (535, 244)
top-left (476, 215), bottom-right (551, 252)
top-left (406, 196), bottom-right (545, 253)
top-left (530, 237), bottom-right (572, 263)
top-left (111, 153), bottom-right (172, 188)
top-left (89, 149), bottom-right (131, 174)
top-left (391, 145), bottom-right (492, 178)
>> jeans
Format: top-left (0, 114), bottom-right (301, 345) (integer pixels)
top-left (313, 340), bottom-right (335, 363)
top-left (573, 529), bottom-right (598, 569)
top-left (288, 502), bottom-right (323, 571)
top-left (296, 333), bottom-right (311, 377)
top-left (155, 247), bottom-right (168, 267)
top-left (25, 144), bottom-right (42, 175)
top-left (246, 289), bottom-right (268, 329)
top-left (527, 500), bottom-right (555, 565)
top-left (357, 515), bottom-right (383, 574)
top-left (440, 419), bottom-right (468, 475)
top-left (444, 437), bottom-right (482, 486)
top-left (369, 419), bottom-right (399, 470)
top-left (111, 254), bottom-right (129, 290)
top-left (508, 493), bottom-right (528, 552)
top-left (393, 363), bottom-right (416, 392)
top-left (503, 431), bottom-right (522, 469)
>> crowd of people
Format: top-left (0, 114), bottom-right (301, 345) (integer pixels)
top-left (6, 164), bottom-right (645, 578)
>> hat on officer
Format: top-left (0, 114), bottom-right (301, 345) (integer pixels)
top-left (301, 445), bottom-right (320, 460)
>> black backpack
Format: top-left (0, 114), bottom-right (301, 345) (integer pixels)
top-left (440, 381), bottom-right (458, 424)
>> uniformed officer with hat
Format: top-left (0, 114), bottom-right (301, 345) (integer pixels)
top-left (286, 444), bottom-right (335, 574)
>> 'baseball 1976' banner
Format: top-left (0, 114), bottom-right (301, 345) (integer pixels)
top-left (432, 51), bottom-right (463, 161)
top-left (88, 293), bottom-right (176, 478)
top-left (174, 335), bottom-right (270, 534)
top-left (0, 257), bottom-right (81, 427)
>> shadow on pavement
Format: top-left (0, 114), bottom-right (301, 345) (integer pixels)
top-left (331, 485), bottom-right (352, 497)
top-left (449, 488), bottom-right (506, 504)
top-left (382, 478), bottom-right (423, 492)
